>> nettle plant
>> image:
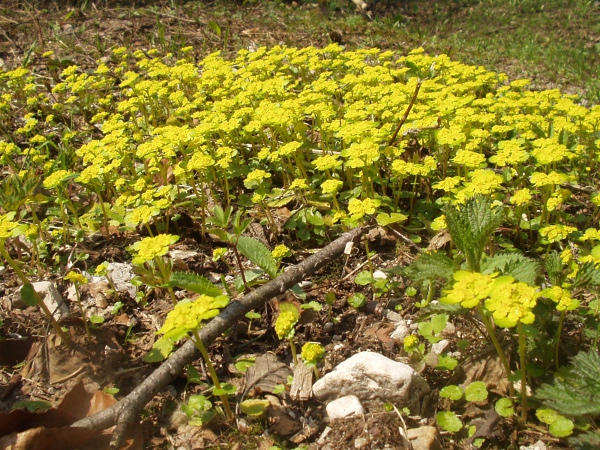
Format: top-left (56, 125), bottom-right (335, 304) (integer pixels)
top-left (403, 195), bottom-right (596, 441)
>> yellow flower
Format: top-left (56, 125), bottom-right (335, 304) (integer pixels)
top-left (301, 342), bottom-right (325, 367)
top-left (321, 179), bottom-right (344, 195)
top-left (130, 234), bottom-right (179, 265)
top-left (65, 271), bottom-right (89, 284)
top-left (485, 277), bottom-right (540, 328)
top-left (510, 189), bottom-right (532, 206)
top-left (43, 170), bottom-right (71, 189)
top-left (272, 244), bottom-right (292, 259)
top-left (539, 225), bottom-right (577, 243)
top-left (542, 286), bottom-right (579, 312)
top-left (275, 302), bottom-right (300, 340)
top-left (440, 270), bottom-right (497, 308)
top-left (347, 197), bottom-right (381, 219)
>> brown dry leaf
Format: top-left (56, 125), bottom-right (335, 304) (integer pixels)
top-left (0, 381), bottom-right (142, 450)
top-left (364, 322), bottom-right (398, 351)
top-left (243, 353), bottom-right (291, 398)
top-left (451, 346), bottom-right (512, 395)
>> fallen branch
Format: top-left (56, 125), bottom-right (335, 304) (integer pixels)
top-left (70, 226), bottom-right (366, 449)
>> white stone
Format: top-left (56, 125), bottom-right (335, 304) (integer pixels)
top-left (519, 440), bottom-right (547, 450)
top-left (107, 262), bottom-right (136, 299)
top-left (390, 321), bottom-right (410, 341)
top-left (313, 351), bottom-right (430, 413)
top-left (430, 339), bottom-right (450, 356)
top-left (31, 281), bottom-right (69, 320)
top-left (325, 395), bottom-right (364, 420)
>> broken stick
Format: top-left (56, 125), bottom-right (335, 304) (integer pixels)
top-left (70, 226), bottom-right (366, 449)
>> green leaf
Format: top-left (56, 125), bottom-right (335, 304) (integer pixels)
top-left (20, 282), bottom-right (38, 307)
top-left (445, 195), bottom-right (503, 272)
top-left (436, 411), bottom-right (462, 433)
top-left (545, 251), bottom-right (564, 286)
top-left (481, 252), bottom-right (540, 286)
top-left (347, 293), bottom-right (366, 309)
top-left (144, 336), bottom-right (174, 362)
top-left (272, 384), bottom-right (285, 394)
top-left (301, 301), bottom-right (323, 311)
top-left (213, 383), bottom-right (237, 396)
top-left (436, 354), bottom-right (458, 371)
top-left (240, 399), bottom-right (270, 417)
top-left (495, 398), bottom-right (515, 417)
top-left (440, 385), bottom-right (463, 401)
top-left (536, 351), bottom-right (600, 417)
top-left (354, 270), bottom-right (374, 286)
top-left (536, 407), bottom-right (574, 436)
top-left (89, 315), bottom-right (104, 324)
top-left (186, 365), bottom-right (203, 384)
top-left (234, 269), bottom-right (264, 292)
top-left (234, 356), bottom-right (256, 373)
top-left (12, 400), bottom-right (52, 412)
top-left (549, 416), bottom-right (574, 437)
top-left (465, 381), bottom-right (488, 402)
top-left (403, 251), bottom-right (455, 285)
top-left (236, 235), bottom-right (278, 278)
top-left (376, 212), bottom-right (407, 226)
top-left (165, 272), bottom-right (223, 297)
top-left (245, 311), bottom-right (261, 320)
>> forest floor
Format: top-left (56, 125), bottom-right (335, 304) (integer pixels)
top-left (0, 1), bottom-right (599, 449)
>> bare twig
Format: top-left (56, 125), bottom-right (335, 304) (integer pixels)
top-left (388, 80), bottom-right (422, 148)
top-left (69, 227), bottom-right (366, 449)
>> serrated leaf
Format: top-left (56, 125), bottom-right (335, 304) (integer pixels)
top-left (236, 235), bottom-right (278, 278)
top-left (481, 252), bottom-right (540, 285)
top-left (440, 385), bottom-right (463, 401)
top-left (445, 195), bottom-right (503, 272)
top-left (495, 398), bottom-right (515, 417)
top-left (536, 351), bottom-right (600, 417)
top-left (436, 411), bottom-right (462, 433)
top-left (403, 251), bottom-right (456, 285)
top-left (465, 381), bottom-right (488, 402)
top-left (165, 272), bottom-right (223, 297)
top-left (240, 399), bottom-right (270, 417)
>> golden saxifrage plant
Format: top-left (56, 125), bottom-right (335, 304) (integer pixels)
top-left (2, 43), bottom-right (600, 445)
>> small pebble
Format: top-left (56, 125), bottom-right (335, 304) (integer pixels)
top-left (323, 322), bottom-right (334, 333)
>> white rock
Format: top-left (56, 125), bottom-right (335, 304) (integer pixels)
top-left (385, 310), bottom-right (403, 323)
top-left (313, 351), bottom-right (430, 413)
top-left (390, 321), bottom-right (410, 341)
top-left (519, 441), bottom-right (547, 450)
top-left (107, 262), bottom-right (136, 299)
top-left (30, 281), bottom-right (69, 320)
top-left (430, 339), bottom-right (450, 356)
top-left (325, 395), bottom-right (364, 420)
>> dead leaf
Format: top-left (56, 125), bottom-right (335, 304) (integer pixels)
top-left (0, 381), bottom-right (142, 450)
top-left (243, 353), bottom-right (291, 398)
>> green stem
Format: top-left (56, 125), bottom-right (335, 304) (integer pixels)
top-left (73, 285), bottom-right (92, 340)
top-left (477, 304), bottom-right (514, 397)
top-left (0, 244), bottom-right (69, 343)
top-left (289, 338), bottom-right (298, 365)
top-left (154, 257), bottom-right (177, 305)
top-left (555, 311), bottom-right (565, 371)
top-left (191, 329), bottom-right (234, 422)
top-left (517, 322), bottom-right (528, 422)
